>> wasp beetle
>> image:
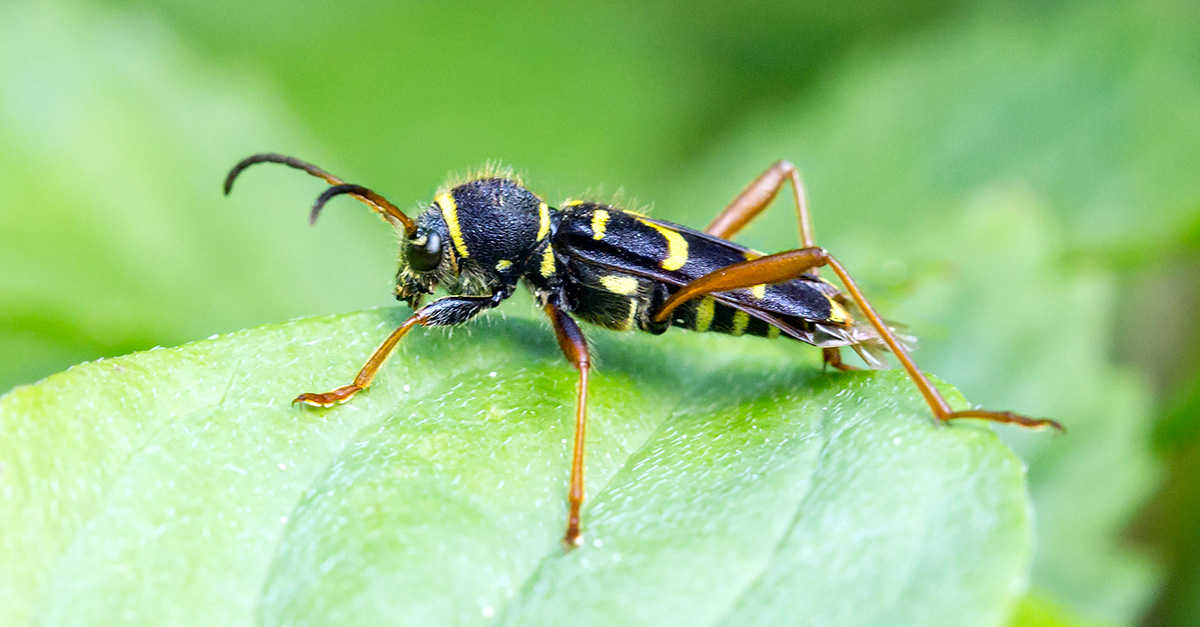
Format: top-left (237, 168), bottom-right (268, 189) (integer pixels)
top-left (224, 154), bottom-right (1063, 547)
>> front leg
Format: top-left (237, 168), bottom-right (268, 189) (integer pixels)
top-left (294, 294), bottom-right (503, 407)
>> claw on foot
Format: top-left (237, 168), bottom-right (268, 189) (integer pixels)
top-left (562, 530), bottom-right (583, 550)
top-left (292, 384), bottom-right (363, 407)
top-left (562, 517), bottom-right (583, 550)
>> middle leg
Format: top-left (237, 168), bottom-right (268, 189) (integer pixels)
top-left (705, 159), bottom-right (814, 247)
top-left (544, 302), bottom-right (592, 548)
top-left (704, 160), bottom-right (860, 368)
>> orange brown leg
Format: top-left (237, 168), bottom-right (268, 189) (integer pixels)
top-left (653, 248), bottom-right (1064, 431)
top-left (705, 160), bottom-right (860, 369)
top-left (544, 302), bottom-right (592, 548)
top-left (705, 159), bottom-right (815, 247)
top-left (293, 315), bottom-right (423, 407)
top-left (822, 347), bottom-right (857, 372)
top-left (294, 294), bottom-right (502, 407)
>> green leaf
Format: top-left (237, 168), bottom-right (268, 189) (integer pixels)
top-left (0, 2), bottom-right (399, 393)
top-left (2, 309), bottom-right (1034, 626)
top-left (904, 193), bottom-right (1160, 623)
top-left (1009, 592), bottom-right (1120, 627)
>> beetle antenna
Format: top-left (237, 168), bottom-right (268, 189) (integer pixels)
top-left (312, 184), bottom-right (407, 227)
top-left (224, 152), bottom-right (418, 236)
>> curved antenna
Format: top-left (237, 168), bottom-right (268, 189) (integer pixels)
top-left (313, 184), bottom-right (414, 227)
top-left (224, 153), bottom-right (417, 236)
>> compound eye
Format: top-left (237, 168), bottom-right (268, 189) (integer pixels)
top-left (406, 230), bottom-right (443, 272)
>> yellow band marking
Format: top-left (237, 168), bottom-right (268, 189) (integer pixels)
top-left (828, 299), bottom-right (850, 324)
top-left (540, 245), bottom-right (556, 277)
top-left (767, 324), bottom-right (782, 339)
top-left (742, 250), bottom-right (766, 298)
top-left (495, 259), bottom-right (512, 271)
top-left (537, 202), bottom-right (550, 240)
top-left (694, 297), bottom-right (715, 332)
top-left (437, 192), bottom-right (468, 258)
top-left (638, 218), bottom-right (688, 271)
top-left (591, 209), bottom-right (609, 240)
top-left (599, 274), bottom-right (639, 296)
top-left (731, 310), bottom-right (750, 336)
top-left (619, 299), bottom-right (639, 331)
top-left (563, 199), bottom-right (585, 207)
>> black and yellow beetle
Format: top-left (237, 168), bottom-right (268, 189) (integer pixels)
top-left (224, 153), bottom-right (1062, 547)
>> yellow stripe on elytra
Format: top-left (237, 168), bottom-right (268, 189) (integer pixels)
top-left (828, 299), bottom-right (850, 324)
top-left (694, 297), bottom-right (715, 332)
top-left (731, 311), bottom-right (751, 336)
top-left (600, 274), bottom-right (639, 296)
top-left (591, 209), bottom-right (609, 240)
top-left (437, 192), bottom-right (468, 258)
top-left (563, 199), bottom-right (585, 207)
top-left (741, 250), bottom-right (766, 299)
top-left (495, 259), bottom-right (512, 271)
top-left (638, 218), bottom-right (688, 271)
top-left (537, 202), bottom-right (550, 240)
top-left (540, 246), bottom-right (556, 277)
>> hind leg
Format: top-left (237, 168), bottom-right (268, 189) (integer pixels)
top-left (705, 160), bottom-right (860, 368)
top-left (653, 247), bottom-right (1063, 431)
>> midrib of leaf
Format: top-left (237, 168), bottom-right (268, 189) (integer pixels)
top-left (707, 405), bottom-right (842, 627)
top-left (488, 378), bottom-right (694, 624)
top-left (488, 368), bottom-right (824, 625)
top-left (493, 351), bottom-right (834, 624)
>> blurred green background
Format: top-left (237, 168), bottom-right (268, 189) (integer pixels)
top-left (1, 0), bottom-right (1198, 624)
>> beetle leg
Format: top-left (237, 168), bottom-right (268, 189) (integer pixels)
top-left (706, 161), bottom-right (860, 368)
top-left (653, 247), bottom-right (1063, 431)
top-left (293, 315), bottom-right (421, 407)
top-left (705, 160), bottom-right (814, 248)
top-left (544, 302), bottom-right (592, 548)
top-left (294, 295), bottom-right (502, 407)
top-left (822, 347), bottom-right (857, 372)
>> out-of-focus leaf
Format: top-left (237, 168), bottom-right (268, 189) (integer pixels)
top-left (2, 309), bottom-right (1035, 626)
top-left (0, 2), bottom-right (399, 393)
top-left (650, 3), bottom-right (1176, 622)
top-left (0, 0), bottom-right (963, 394)
top-left (1138, 435), bottom-right (1200, 627)
top-left (1010, 592), bottom-right (1117, 627)
top-left (103, 0), bottom-right (967, 196)
top-left (656, 1), bottom-right (1200, 258)
top-left (902, 192), bottom-right (1159, 623)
